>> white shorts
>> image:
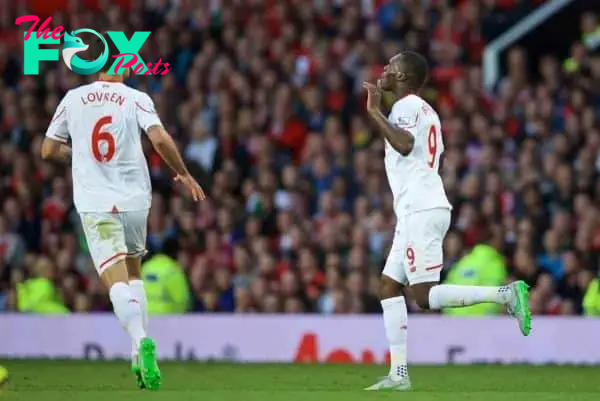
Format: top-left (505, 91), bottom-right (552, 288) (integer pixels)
top-left (80, 210), bottom-right (149, 275)
top-left (382, 208), bottom-right (451, 285)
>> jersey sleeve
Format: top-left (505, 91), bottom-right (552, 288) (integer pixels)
top-left (135, 92), bottom-right (163, 132)
top-left (389, 98), bottom-right (420, 136)
top-left (45, 94), bottom-right (70, 143)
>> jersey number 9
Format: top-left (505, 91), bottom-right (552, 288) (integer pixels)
top-left (92, 116), bottom-right (115, 162)
top-left (427, 125), bottom-right (438, 169)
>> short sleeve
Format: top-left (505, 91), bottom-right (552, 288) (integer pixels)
top-left (45, 95), bottom-right (70, 143)
top-left (389, 97), bottom-right (420, 136)
top-left (135, 92), bottom-right (163, 132)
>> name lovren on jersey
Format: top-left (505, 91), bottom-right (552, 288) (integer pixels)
top-left (81, 91), bottom-right (125, 106)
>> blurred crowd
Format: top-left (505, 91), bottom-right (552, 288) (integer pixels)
top-left (0, 0), bottom-right (599, 315)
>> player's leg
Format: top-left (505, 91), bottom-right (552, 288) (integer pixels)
top-left (81, 212), bottom-right (155, 388)
top-left (81, 212), bottom-right (148, 345)
top-left (122, 210), bottom-right (149, 384)
top-left (122, 210), bottom-right (160, 390)
top-left (365, 220), bottom-right (411, 391)
top-left (99, 263), bottom-right (147, 347)
top-left (407, 209), bottom-right (531, 336)
top-left (127, 257), bottom-right (148, 334)
top-left (124, 210), bottom-right (150, 333)
top-left (126, 256), bottom-right (146, 389)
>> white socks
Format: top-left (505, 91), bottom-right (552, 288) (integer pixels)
top-left (381, 296), bottom-right (408, 379)
top-left (109, 282), bottom-right (146, 349)
top-left (381, 286), bottom-right (511, 380)
top-left (128, 280), bottom-right (149, 356)
top-left (428, 284), bottom-right (511, 309)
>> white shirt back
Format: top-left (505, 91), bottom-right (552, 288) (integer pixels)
top-left (45, 81), bottom-right (162, 212)
top-left (384, 94), bottom-right (452, 216)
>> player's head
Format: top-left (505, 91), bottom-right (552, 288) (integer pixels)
top-left (378, 51), bottom-right (428, 94)
top-left (90, 31), bottom-right (130, 79)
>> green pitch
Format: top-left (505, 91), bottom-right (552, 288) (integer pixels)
top-left (1, 360), bottom-right (599, 401)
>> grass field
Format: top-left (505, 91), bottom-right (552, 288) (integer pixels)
top-left (1, 361), bottom-right (599, 401)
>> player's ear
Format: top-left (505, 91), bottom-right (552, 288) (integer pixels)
top-left (395, 72), bottom-right (408, 82)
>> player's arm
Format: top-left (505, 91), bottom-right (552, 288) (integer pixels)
top-left (135, 93), bottom-right (187, 177)
top-left (141, 122), bottom-right (205, 202)
top-left (146, 125), bottom-right (206, 200)
top-left (146, 125), bottom-right (190, 177)
top-left (367, 108), bottom-right (415, 155)
top-left (136, 92), bottom-right (206, 201)
top-left (362, 82), bottom-right (414, 155)
top-left (148, 126), bottom-right (206, 200)
top-left (42, 95), bottom-right (72, 163)
top-left (41, 138), bottom-right (72, 163)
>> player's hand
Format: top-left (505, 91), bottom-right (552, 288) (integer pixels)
top-left (174, 173), bottom-right (206, 201)
top-left (362, 81), bottom-right (382, 114)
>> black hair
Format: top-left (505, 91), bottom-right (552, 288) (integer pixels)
top-left (90, 32), bottom-right (121, 73)
top-left (399, 51), bottom-right (429, 91)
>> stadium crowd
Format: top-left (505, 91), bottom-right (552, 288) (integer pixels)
top-left (0, 0), bottom-right (599, 315)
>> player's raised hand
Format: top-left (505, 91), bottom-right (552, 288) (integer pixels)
top-left (362, 81), bottom-right (381, 114)
top-left (174, 173), bottom-right (206, 201)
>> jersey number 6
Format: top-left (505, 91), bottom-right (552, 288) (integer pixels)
top-left (427, 125), bottom-right (437, 168)
top-left (92, 116), bottom-right (115, 162)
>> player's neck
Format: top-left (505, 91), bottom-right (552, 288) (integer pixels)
top-left (396, 88), bottom-right (416, 100)
top-left (97, 73), bottom-right (124, 83)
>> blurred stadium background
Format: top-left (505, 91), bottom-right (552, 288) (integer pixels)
top-left (1, 0), bottom-right (600, 368)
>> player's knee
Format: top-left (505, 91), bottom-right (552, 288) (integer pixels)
top-left (125, 256), bottom-right (142, 279)
top-left (413, 294), bottom-right (430, 310)
top-left (379, 276), bottom-right (403, 301)
top-left (410, 283), bottom-right (433, 309)
top-left (100, 260), bottom-right (130, 289)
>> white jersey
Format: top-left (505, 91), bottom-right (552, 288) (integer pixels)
top-left (384, 94), bottom-right (452, 216)
top-left (45, 81), bottom-right (162, 213)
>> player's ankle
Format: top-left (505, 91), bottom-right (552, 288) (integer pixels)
top-left (498, 285), bottom-right (512, 303)
top-left (390, 364), bottom-right (409, 378)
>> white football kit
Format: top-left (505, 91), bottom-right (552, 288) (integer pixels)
top-left (382, 94), bottom-right (452, 285)
top-left (45, 81), bottom-right (162, 273)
